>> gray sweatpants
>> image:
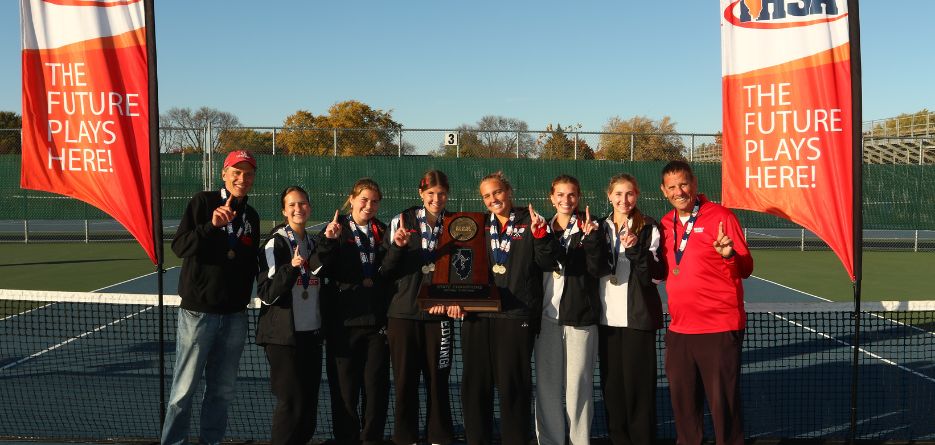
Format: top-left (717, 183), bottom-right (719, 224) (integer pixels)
top-left (534, 318), bottom-right (598, 445)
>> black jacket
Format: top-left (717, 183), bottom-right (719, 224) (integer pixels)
top-left (171, 190), bottom-right (260, 314)
top-left (599, 215), bottom-right (665, 331)
top-left (255, 225), bottom-right (329, 346)
top-left (318, 214), bottom-right (389, 328)
top-left (479, 207), bottom-right (557, 321)
top-left (547, 213), bottom-right (607, 327)
top-left (381, 206), bottom-right (451, 321)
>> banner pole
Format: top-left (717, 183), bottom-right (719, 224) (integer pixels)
top-left (847, 0), bottom-right (863, 442)
top-left (143, 0), bottom-right (165, 430)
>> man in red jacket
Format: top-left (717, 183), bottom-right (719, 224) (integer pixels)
top-left (659, 160), bottom-right (753, 445)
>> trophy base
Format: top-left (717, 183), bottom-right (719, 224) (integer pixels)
top-left (417, 284), bottom-right (501, 312)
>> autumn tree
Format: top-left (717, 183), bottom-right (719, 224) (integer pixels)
top-left (538, 123), bottom-right (593, 160)
top-left (217, 128), bottom-right (275, 154)
top-left (277, 100), bottom-right (405, 156)
top-left (597, 116), bottom-right (686, 161)
top-left (159, 107), bottom-right (241, 153)
top-left (432, 115), bottom-right (535, 158)
top-left (0, 111), bottom-right (22, 154)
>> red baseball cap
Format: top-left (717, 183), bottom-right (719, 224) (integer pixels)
top-left (223, 150), bottom-right (257, 170)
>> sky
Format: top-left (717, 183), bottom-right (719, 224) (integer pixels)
top-left (1, 1), bottom-right (932, 133)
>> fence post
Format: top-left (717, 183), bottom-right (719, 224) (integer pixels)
top-left (207, 122), bottom-right (213, 185)
top-left (691, 134), bottom-right (695, 160)
top-left (914, 230), bottom-right (919, 253)
top-left (516, 131), bottom-right (520, 159)
top-left (84, 220), bottom-right (89, 243)
top-left (333, 128), bottom-right (338, 157)
top-left (800, 229), bottom-right (805, 251)
top-left (629, 134), bottom-right (634, 161)
top-left (574, 133), bottom-right (578, 160)
top-left (398, 130), bottom-right (403, 157)
top-left (921, 138), bottom-right (924, 166)
top-left (272, 128), bottom-right (276, 155)
top-left (23, 220), bottom-right (28, 244)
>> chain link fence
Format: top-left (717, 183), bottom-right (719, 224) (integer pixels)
top-left (3, 127), bottom-right (933, 250)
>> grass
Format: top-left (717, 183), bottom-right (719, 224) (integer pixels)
top-left (751, 250), bottom-right (935, 301)
top-left (0, 242), bottom-right (180, 292)
top-left (0, 243), bottom-right (932, 302)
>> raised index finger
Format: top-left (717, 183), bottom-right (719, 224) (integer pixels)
top-left (399, 215), bottom-right (406, 232)
top-left (294, 245), bottom-right (301, 257)
top-left (718, 221), bottom-right (725, 237)
top-left (225, 194), bottom-right (234, 208)
top-left (585, 205), bottom-right (591, 223)
top-left (332, 209), bottom-right (340, 223)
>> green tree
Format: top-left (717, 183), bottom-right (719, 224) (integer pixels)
top-left (159, 107), bottom-right (241, 153)
top-left (867, 109), bottom-right (933, 137)
top-left (217, 128), bottom-right (274, 154)
top-left (278, 101), bottom-right (405, 156)
top-left (597, 115), bottom-right (685, 161)
top-left (538, 123), bottom-right (593, 160)
top-left (0, 111), bottom-right (22, 154)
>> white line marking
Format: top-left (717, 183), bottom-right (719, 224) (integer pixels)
top-left (749, 275), bottom-right (832, 302)
top-left (1, 302), bottom-right (54, 322)
top-left (91, 266), bottom-right (179, 292)
top-left (770, 312), bottom-right (935, 384)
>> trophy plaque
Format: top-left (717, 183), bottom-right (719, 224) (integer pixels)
top-left (418, 212), bottom-right (501, 312)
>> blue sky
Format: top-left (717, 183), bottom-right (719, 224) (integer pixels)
top-left (1, 1), bottom-right (931, 133)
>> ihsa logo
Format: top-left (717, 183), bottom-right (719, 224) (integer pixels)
top-left (725, 0), bottom-right (846, 29)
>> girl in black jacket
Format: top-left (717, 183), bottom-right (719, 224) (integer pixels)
top-left (453, 171), bottom-right (557, 445)
top-left (598, 173), bottom-right (665, 445)
top-left (382, 170), bottom-right (456, 445)
top-left (535, 174), bottom-right (605, 445)
top-left (318, 178), bottom-right (390, 445)
top-left (256, 185), bottom-right (341, 445)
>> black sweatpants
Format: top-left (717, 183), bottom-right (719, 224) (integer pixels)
top-left (264, 331), bottom-right (323, 445)
top-left (598, 325), bottom-right (657, 445)
top-left (387, 317), bottom-right (455, 445)
top-left (460, 316), bottom-right (535, 445)
top-left (325, 324), bottom-right (390, 445)
top-left (664, 330), bottom-right (744, 445)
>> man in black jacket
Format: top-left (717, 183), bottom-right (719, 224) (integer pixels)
top-left (161, 150), bottom-right (260, 445)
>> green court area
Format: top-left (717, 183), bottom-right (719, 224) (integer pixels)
top-left (0, 242), bottom-right (931, 302)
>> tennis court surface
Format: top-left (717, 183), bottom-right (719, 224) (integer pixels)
top-left (1, 271), bottom-right (933, 442)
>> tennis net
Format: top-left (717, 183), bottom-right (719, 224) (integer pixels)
top-left (1, 290), bottom-right (933, 442)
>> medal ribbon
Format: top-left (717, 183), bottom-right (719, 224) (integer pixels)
top-left (417, 207), bottom-right (443, 265)
top-left (673, 199), bottom-right (702, 268)
top-left (489, 210), bottom-right (516, 266)
top-left (285, 225), bottom-right (314, 291)
top-left (220, 188), bottom-right (246, 254)
top-left (608, 213), bottom-right (629, 277)
top-left (557, 213), bottom-right (578, 251)
top-left (348, 217), bottom-right (376, 278)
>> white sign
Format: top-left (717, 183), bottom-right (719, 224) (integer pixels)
top-left (444, 132), bottom-right (458, 146)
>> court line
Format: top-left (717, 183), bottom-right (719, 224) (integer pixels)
top-left (91, 266), bottom-right (179, 292)
top-left (748, 275), bottom-right (832, 302)
top-left (770, 312), bottom-right (935, 384)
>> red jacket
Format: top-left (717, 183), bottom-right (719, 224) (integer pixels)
top-left (660, 195), bottom-right (753, 334)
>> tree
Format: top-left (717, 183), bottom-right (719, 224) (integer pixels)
top-left (217, 128), bottom-right (274, 154)
top-left (0, 111), bottom-right (22, 154)
top-left (159, 107), bottom-right (241, 153)
top-left (867, 109), bottom-right (933, 137)
top-left (538, 123), bottom-right (593, 160)
top-left (277, 101), bottom-right (406, 156)
top-left (597, 116), bottom-right (686, 161)
top-left (432, 115), bottom-right (535, 158)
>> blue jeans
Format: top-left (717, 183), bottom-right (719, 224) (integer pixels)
top-left (161, 308), bottom-right (248, 445)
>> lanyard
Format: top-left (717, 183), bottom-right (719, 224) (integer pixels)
top-left (489, 210), bottom-right (516, 266)
top-left (219, 188), bottom-right (246, 253)
top-left (556, 213), bottom-right (578, 252)
top-left (285, 225), bottom-right (315, 290)
top-left (348, 217), bottom-right (376, 278)
top-left (609, 214), bottom-right (630, 276)
top-left (673, 199), bottom-right (702, 267)
top-left (417, 207), bottom-right (443, 264)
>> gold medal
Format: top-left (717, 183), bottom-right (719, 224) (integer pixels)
top-left (609, 276), bottom-right (618, 285)
top-left (227, 249), bottom-right (236, 260)
top-left (673, 267), bottom-right (680, 276)
top-left (363, 278), bottom-right (374, 287)
top-left (301, 289), bottom-right (309, 299)
top-left (553, 271), bottom-right (561, 280)
top-left (493, 264), bottom-right (506, 274)
top-left (421, 264), bottom-right (432, 274)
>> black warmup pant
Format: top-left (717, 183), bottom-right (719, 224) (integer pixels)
top-left (325, 324), bottom-right (390, 445)
top-left (664, 330), bottom-right (744, 445)
top-left (460, 316), bottom-right (535, 445)
top-left (598, 325), bottom-right (657, 445)
top-left (264, 331), bottom-right (323, 445)
top-left (387, 317), bottom-right (455, 445)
